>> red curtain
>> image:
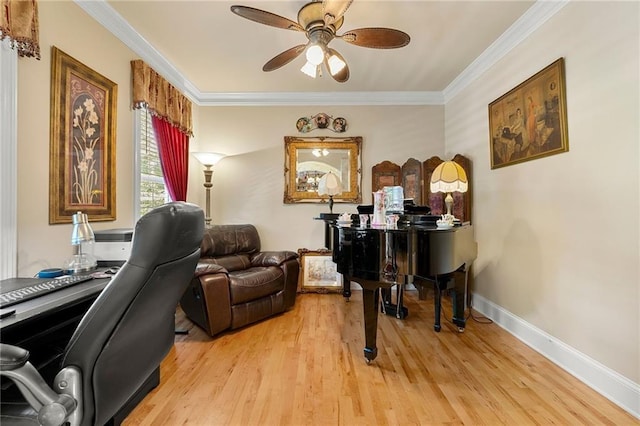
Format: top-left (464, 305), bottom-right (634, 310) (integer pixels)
top-left (151, 115), bottom-right (189, 202)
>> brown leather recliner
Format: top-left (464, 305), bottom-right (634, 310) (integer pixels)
top-left (180, 224), bottom-right (299, 336)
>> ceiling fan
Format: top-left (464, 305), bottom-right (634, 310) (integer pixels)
top-left (230, 0), bottom-right (411, 83)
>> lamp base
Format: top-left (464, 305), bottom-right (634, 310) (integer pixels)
top-left (329, 195), bottom-right (334, 214)
top-left (445, 193), bottom-right (453, 216)
top-left (63, 254), bottom-right (97, 273)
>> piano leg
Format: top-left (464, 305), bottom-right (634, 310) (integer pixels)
top-left (361, 286), bottom-right (380, 363)
top-left (342, 275), bottom-right (351, 301)
top-left (433, 277), bottom-right (443, 332)
top-left (451, 268), bottom-right (468, 332)
top-left (432, 270), bottom-right (467, 332)
top-left (396, 282), bottom-right (407, 319)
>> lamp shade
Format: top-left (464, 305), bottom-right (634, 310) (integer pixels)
top-left (70, 211), bottom-right (94, 245)
top-left (430, 161), bottom-right (468, 193)
top-left (192, 152), bottom-right (225, 166)
top-left (317, 171), bottom-right (342, 196)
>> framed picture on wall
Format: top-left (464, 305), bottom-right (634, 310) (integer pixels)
top-left (298, 248), bottom-right (342, 293)
top-left (489, 57), bottom-right (569, 169)
top-left (49, 46), bottom-right (118, 224)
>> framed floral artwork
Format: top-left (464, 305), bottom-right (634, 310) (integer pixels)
top-left (49, 47), bottom-right (117, 224)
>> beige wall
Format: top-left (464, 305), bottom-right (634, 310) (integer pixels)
top-left (192, 106), bottom-right (444, 251)
top-left (445, 2), bottom-right (639, 382)
top-left (17, 1), bottom-right (140, 274)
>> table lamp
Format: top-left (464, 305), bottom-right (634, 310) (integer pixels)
top-left (429, 160), bottom-right (468, 218)
top-left (193, 152), bottom-right (226, 226)
top-left (317, 171), bottom-right (342, 213)
top-left (64, 211), bottom-right (97, 273)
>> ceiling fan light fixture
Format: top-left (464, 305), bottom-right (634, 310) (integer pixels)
top-left (231, 2), bottom-right (409, 83)
top-left (300, 61), bottom-right (318, 78)
top-left (305, 44), bottom-right (325, 66)
top-left (327, 53), bottom-right (346, 75)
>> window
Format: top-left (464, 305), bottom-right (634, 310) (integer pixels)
top-left (135, 108), bottom-right (168, 220)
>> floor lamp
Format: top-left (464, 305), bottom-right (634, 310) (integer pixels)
top-left (193, 152), bottom-right (226, 226)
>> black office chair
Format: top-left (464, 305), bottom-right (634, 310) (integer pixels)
top-left (0, 202), bottom-right (204, 426)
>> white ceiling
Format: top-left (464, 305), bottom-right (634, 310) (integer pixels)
top-left (82, 1), bottom-right (565, 104)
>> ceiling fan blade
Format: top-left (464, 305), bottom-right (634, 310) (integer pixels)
top-left (231, 5), bottom-right (304, 32)
top-left (322, 0), bottom-right (353, 25)
top-left (340, 28), bottom-right (411, 49)
top-left (326, 48), bottom-right (349, 83)
top-left (263, 45), bottom-right (307, 72)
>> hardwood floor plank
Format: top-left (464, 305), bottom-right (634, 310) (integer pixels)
top-left (123, 290), bottom-right (637, 425)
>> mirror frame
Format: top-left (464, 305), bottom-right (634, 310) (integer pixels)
top-left (284, 136), bottom-right (362, 204)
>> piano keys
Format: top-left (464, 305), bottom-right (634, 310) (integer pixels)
top-left (333, 222), bottom-right (477, 362)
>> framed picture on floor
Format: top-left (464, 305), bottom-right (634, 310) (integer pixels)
top-left (298, 248), bottom-right (342, 293)
top-left (49, 46), bottom-right (117, 224)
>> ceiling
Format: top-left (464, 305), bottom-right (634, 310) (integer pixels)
top-left (93, 1), bottom-right (543, 103)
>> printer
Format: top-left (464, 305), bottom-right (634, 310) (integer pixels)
top-left (94, 228), bottom-right (133, 267)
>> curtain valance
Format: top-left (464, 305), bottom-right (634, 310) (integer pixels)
top-left (0, 0), bottom-right (40, 59)
top-left (131, 60), bottom-right (193, 136)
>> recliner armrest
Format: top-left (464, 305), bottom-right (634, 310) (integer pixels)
top-left (194, 261), bottom-right (228, 278)
top-left (250, 251), bottom-right (298, 267)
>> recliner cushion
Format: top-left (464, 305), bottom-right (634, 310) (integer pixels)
top-left (250, 251), bottom-right (298, 267)
top-left (229, 267), bottom-right (284, 305)
top-left (201, 224), bottom-right (260, 257)
top-left (208, 254), bottom-right (252, 272)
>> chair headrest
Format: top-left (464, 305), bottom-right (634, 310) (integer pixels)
top-left (128, 202), bottom-right (204, 268)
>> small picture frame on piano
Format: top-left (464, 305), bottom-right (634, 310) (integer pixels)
top-left (297, 248), bottom-right (342, 293)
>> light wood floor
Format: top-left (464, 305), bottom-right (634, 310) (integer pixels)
top-left (124, 290), bottom-right (637, 425)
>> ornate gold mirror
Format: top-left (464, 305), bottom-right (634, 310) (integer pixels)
top-left (284, 136), bottom-right (362, 204)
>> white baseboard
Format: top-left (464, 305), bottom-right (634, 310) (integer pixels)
top-left (471, 293), bottom-right (640, 419)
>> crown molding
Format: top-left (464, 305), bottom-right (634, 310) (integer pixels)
top-left (75, 0), bottom-right (200, 103)
top-left (443, 0), bottom-right (569, 102)
top-left (196, 91), bottom-right (444, 106)
top-left (75, 0), bottom-right (566, 107)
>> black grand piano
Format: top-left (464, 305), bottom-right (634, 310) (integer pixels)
top-left (333, 218), bottom-right (477, 363)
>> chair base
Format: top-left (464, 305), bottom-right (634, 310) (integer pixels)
top-left (106, 367), bottom-right (160, 425)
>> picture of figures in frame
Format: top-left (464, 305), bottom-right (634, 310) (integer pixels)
top-left (489, 58), bottom-right (569, 169)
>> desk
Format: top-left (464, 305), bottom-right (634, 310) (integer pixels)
top-left (0, 276), bottom-right (111, 385)
top-left (0, 277), bottom-right (110, 336)
top-left (0, 275), bottom-right (160, 425)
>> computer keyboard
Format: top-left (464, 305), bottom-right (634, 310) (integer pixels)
top-left (0, 275), bottom-right (94, 308)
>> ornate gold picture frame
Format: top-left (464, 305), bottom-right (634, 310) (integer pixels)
top-left (489, 58), bottom-right (569, 169)
top-left (298, 248), bottom-right (342, 293)
top-left (49, 47), bottom-right (117, 224)
top-left (284, 136), bottom-right (362, 204)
